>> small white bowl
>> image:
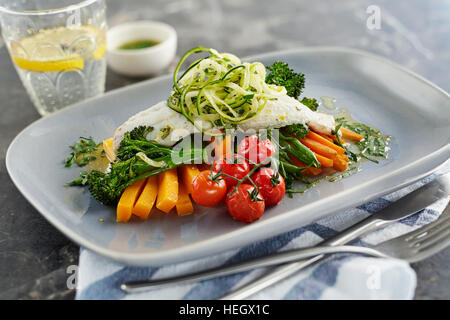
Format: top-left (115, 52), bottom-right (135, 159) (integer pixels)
top-left (106, 21), bottom-right (177, 77)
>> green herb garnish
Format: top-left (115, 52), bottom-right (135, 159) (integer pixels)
top-left (65, 137), bottom-right (102, 167)
top-left (336, 118), bottom-right (390, 161)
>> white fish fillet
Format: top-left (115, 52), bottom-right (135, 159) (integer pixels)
top-left (113, 96), bottom-right (335, 150)
top-left (238, 95), bottom-right (335, 134)
top-left (113, 101), bottom-right (196, 150)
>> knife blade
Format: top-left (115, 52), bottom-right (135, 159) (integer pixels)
top-left (220, 173), bottom-right (450, 300)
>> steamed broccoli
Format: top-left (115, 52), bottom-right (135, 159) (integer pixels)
top-left (69, 162), bottom-right (135, 206)
top-left (69, 156), bottom-right (169, 205)
top-left (69, 126), bottom-right (205, 205)
top-left (128, 125), bottom-right (154, 141)
top-left (116, 125), bottom-right (167, 161)
top-left (70, 149), bottom-right (205, 205)
top-left (300, 97), bottom-right (319, 112)
top-left (265, 61), bottom-right (305, 99)
top-left (265, 62), bottom-right (320, 112)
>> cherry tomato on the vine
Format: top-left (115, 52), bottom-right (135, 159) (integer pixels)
top-left (212, 155), bottom-right (250, 188)
top-left (237, 135), bottom-right (276, 165)
top-left (251, 168), bottom-right (285, 207)
top-left (191, 170), bottom-right (227, 207)
top-left (226, 184), bottom-right (265, 223)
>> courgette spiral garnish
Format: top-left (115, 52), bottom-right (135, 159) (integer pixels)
top-left (168, 47), bottom-right (287, 135)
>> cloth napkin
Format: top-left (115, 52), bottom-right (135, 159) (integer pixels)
top-left (76, 161), bottom-right (449, 300)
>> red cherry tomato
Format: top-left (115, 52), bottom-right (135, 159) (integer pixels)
top-left (251, 168), bottom-right (286, 207)
top-left (237, 135), bottom-right (276, 165)
top-left (191, 170), bottom-right (227, 207)
top-left (212, 156), bottom-right (250, 188)
top-left (226, 184), bottom-right (265, 223)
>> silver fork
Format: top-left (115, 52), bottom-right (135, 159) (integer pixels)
top-left (373, 203), bottom-right (450, 262)
top-left (121, 201), bottom-right (450, 293)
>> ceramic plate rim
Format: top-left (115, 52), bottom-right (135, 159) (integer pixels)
top-left (6, 46), bottom-right (450, 265)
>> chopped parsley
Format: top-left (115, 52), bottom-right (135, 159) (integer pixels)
top-left (336, 118), bottom-right (390, 162)
top-left (65, 137), bottom-right (102, 167)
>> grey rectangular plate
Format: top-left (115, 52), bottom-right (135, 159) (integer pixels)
top-left (6, 47), bottom-right (450, 266)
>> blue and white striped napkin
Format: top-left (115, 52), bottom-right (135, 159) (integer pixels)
top-left (76, 161), bottom-right (449, 300)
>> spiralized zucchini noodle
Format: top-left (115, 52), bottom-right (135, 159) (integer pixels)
top-left (168, 47), bottom-right (287, 134)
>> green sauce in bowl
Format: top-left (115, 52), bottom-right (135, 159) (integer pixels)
top-left (118, 39), bottom-right (159, 50)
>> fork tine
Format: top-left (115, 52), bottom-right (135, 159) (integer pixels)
top-left (404, 210), bottom-right (450, 242)
top-left (405, 215), bottom-right (450, 245)
top-left (396, 206), bottom-right (450, 263)
top-left (415, 227), bottom-right (450, 252)
top-left (404, 225), bottom-right (450, 263)
top-left (407, 230), bottom-right (450, 263)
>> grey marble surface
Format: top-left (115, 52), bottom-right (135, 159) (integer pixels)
top-left (0, 0), bottom-right (449, 300)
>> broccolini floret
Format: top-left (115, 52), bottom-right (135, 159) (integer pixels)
top-left (265, 61), bottom-right (305, 99)
top-left (128, 125), bottom-right (154, 141)
top-left (69, 156), bottom-right (168, 205)
top-left (116, 126), bottom-right (166, 161)
top-left (265, 62), bottom-right (319, 112)
top-left (69, 128), bottom-right (205, 205)
top-left (300, 97), bottom-right (319, 112)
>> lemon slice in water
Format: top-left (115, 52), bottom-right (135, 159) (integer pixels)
top-left (11, 26), bottom-right (106, 72)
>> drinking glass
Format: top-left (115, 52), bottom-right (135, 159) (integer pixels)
top-left (0, 0), bottom-right (107, 116)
